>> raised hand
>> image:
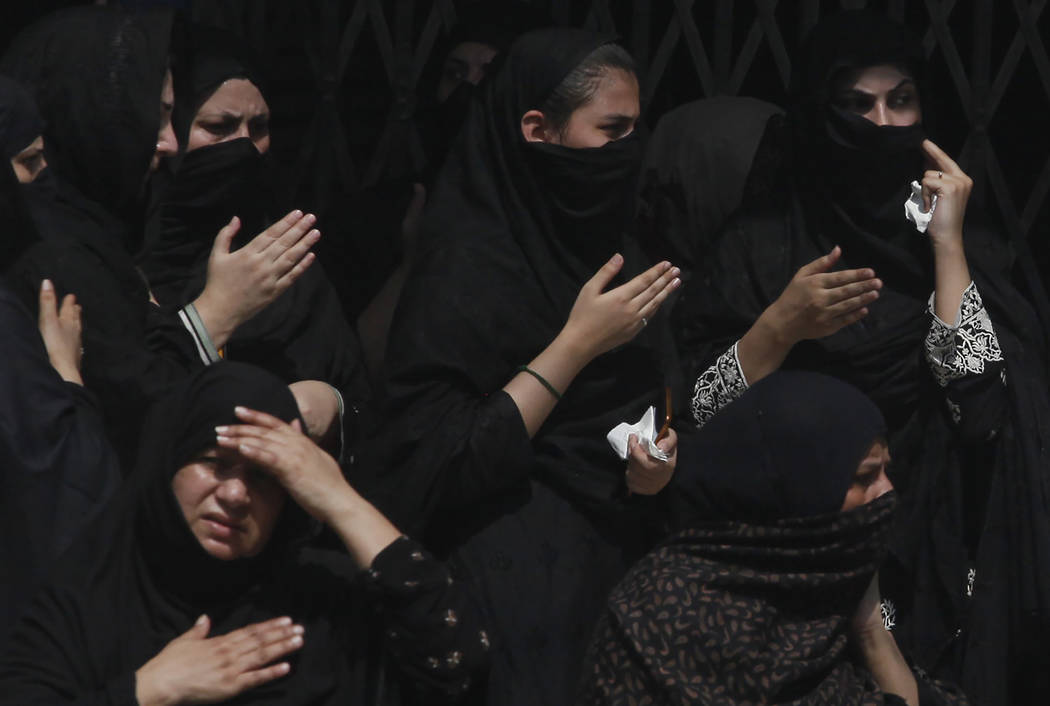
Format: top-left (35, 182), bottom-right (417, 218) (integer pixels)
top-left (37, 278), bottom-right (83, 385)
top-left (562, 254), bottom-right (681, 361)
top-left (134, 615), bottom-right (304, 706)
top-left (193, 211), bottom-right (320, 349)
top-left (216, 407), bottom-right (402, 568)
top-left (764, 246), bottom-right (881, 345)
top-left (920, 139), bottom-right (973, 248)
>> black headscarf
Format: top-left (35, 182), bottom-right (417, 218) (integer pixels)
top-left (171, 23), bottom-right (267, 147)
top-left (673, 371), bottom-right (885, 525)
top-left (0, 363), bottom-right (388, 705)
top-left (637, 96), bottom-right (783, 276)
top-left (0, 76), bottom-right (42, 160)
top-left (375, 27), bottom-right (667, 536)
top-left (2, 6), bottom-right (171, 224)
top-left (673, 10), bottom-right (1050, 705)
top-left (578, 373), bottom-right (949, 706)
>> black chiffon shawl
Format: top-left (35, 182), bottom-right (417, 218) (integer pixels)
top-left (672, 11), bottom-right (1050, 705)
top-left (372, 28), bottom-right (670, 539)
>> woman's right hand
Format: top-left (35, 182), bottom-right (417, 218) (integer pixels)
top-left (37, 278), bottom-right (83, 385)
top-left (761, 246), bottom-right (881, 345)
top-left (562, 254), bottom-right (680, 361)
top-left (193, 211), bottom-right (320, 349)
top-left (134, 615), bottom-right (304, 706)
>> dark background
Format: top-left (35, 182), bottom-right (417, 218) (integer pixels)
top-left (3, 0), bottom-right (1048, 277)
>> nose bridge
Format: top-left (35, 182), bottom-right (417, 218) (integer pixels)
top-left (235, 120), bottom-right (251, 140)
top-left (871, 100), bottom-right (890, 126)
top-left (159, 122), bottom-right (178, 155)
top-left (216, 466), bottom-right (250, 504)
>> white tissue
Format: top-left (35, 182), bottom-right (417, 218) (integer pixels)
top-left (904, 180), bottom-right (937, 234)
top-left (606, 406), bottom-right (670, 462)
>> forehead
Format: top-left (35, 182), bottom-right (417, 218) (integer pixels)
top-left (196, 78), bottom-right (268, 116)
top-left (846, 64), bottom-right (914, 91)
top-left (575, 68), bottom-right (640, 116)
top-left (447, 41), bottom-right (498, 66)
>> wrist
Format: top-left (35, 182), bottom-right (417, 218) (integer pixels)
top-left (191, 292), bottom-right (236, 350)
top-left (755, 308), bottom-right (796, 349)
top-left (550, 327), bottom-right (597, 371)
top-left (135, 667), bottom-right (176, 706)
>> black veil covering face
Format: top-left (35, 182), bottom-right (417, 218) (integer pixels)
top-left (673, 10), bottom-right (1050, 705)
top-left (0, 7), bottom-right (205, 472)
top-left (0, 76), bottom-right (43, 161)
top-left (0, 363), bottom-right (399, 705)
top-left (138, 23), bottom-right (374, 456)
top-left (373, 27), bottom-right (672, 706)
top-left (579, 373), bottom-right (934, 706)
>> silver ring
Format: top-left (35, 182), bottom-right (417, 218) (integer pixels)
top-left (641, 317), bottom-right (648, 327)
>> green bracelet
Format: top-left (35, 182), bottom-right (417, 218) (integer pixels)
top-left (517, 365), bottom-right (562, 401)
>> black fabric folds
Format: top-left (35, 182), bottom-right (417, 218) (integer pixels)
top-left (372, 28), bottom-right (670, 706)
top-left (0, 7), bottom-right (206, 471)
top-left (0, 75), bottom-right (41, 159)
top-left (672, 372), bottom-right (885, 525)
top-left (673, 10), bottom-right (1050, 705)
top-left (0, 363), bottom-right (371, 705)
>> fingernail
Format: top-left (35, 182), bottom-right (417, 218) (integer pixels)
top-left (215, 425), bottom-right (228, 434)
top-left (290, 635), bottom-right (303, 647)
top-left (197, 614), bottom-right (208, 625)
top-left (216, 434), bottom-right (230, 444)
top-left (670, 267), bottom-right (680, 277)
top-left (234, 406), bottom-right (248, 415)
top-left (672, 277), bottom-right (682, 287)
top-left (278, 616), bottom-right (292, 626)
top-left (41, 278), bottom-right (53, 291)
top-left (292, 209), bottom-right (303, 218)
top-left (292, 624), bottom-right (305, 635)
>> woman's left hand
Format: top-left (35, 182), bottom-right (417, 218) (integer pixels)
top-left (921, 139), bottom-right (973, 248)
top-left (625, 428), bottom-right (677, 495)
top-left (216, 407), bottom-right (346, 524)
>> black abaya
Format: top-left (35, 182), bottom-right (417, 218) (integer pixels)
top-left (371, 28), bottom-right (672, 706)
top-left (672, 12), bottom-right (1050, 705)
top-left (0, 362), bottom-right (489, 705)
top-left (1, 8), bottom-right (205, 469)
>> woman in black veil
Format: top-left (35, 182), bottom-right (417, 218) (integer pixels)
top-left (673, 11), bottom-right (1050, 705)
top-left (370, 28), bottom-right (681, 705)
top-left (139, 23), bottom-right (373, 458)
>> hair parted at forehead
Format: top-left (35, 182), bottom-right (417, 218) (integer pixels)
top-left (540, 42), bottom-right (636, 135)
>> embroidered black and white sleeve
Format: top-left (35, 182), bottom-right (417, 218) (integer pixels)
top-left (924, 282), bottom-right (1007, 439)
top-left (924, 282), bottom-right (1004, 387)
top-left (691, 341), bottom-right (749, 427)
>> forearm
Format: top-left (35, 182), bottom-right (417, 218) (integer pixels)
top-left (735, 312), bottom-right (793, 386)
top-left (931, 239), bottom-right (971, 324)
top-left (323, 485), bottom-right (403, 569)
top-left (855, 628), bottom-right (919, 706)
top-left (503, 331), bottom-right (592, 438)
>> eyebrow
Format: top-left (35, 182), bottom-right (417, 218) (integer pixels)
top-left (840, 78), bottom-right (915, 96)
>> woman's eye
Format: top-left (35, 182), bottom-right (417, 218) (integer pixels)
top-left (890, 92), bottom-right (915, 109)
top-left (202, 121), bottom-right (236, 137)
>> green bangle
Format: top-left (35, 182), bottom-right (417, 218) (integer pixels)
top-left (516, 365), bottom-right (562, 401)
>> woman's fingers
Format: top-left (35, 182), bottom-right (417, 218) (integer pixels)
top-left (618, 260), bottom-right (672, 299)
top-left (583, 253), bottom-right (625, 295)
top-left (210, 217), bottom-right (242, 257)
top-left (921, 139), bottom-right (963, 175)
top-left (827, 289), bottom-right (880, 317)
top-left (818, 267), bottom-right (876, 289)
top-left (275, 252), bottom-right (316, 289)
top-left (825, 277), bottom-right (882, 303)
top-left (276, 228), bottom-right (320, 270)
top-left (248, 210), bottom-right (304, 254)
top-left (630, 265), bottom-right (680, 309)
top-left (265, 213), bottom-right (317, 261)
top-left (796, 246), bottom-right (841, 277)
top-left (234, 661), bottom-right (293, 691)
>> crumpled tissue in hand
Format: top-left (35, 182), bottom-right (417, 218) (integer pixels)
top-left (904, 179), bottom-right (937, 234)
top-left (606, 406), bottom-right (669, 462)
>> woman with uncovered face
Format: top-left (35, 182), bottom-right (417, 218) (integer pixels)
top-left (673, 10), bottom-right (1050, 705)
top-left (580, 372), bottom-right (968, 706)
top-left (373, 28), bottom-right (680, 705)
top-left (0, 362), bottom-right (489, 705)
